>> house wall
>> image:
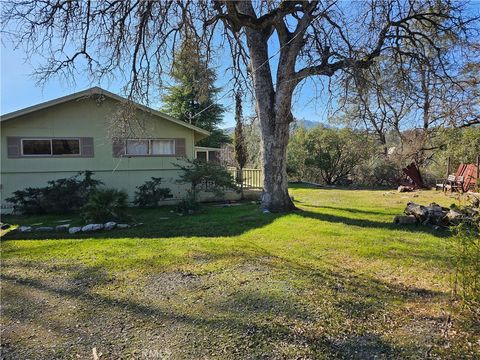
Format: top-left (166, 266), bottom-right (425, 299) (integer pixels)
top-left (1, 97), bottom-right (196, 212)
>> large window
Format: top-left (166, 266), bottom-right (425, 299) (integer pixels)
top-left (22, 138), bottom-right (80, 156)
top-left (125, 139), bottom-right (175, 156)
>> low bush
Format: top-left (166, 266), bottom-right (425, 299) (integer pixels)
top-left (81, 189), bottom-right (130, 223)
top-left (6, 171), bottom-right (102, 215)
top-left (133, 177), bottom-right (172, 207)
top-left (355, 157), bottom-right (402, 187)
top-left (176, 191), bottom-right (198, 215)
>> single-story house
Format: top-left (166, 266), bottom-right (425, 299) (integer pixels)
top-left (0, 87), bottom-right (221, 213)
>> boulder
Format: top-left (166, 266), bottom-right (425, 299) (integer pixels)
top-left (56, 224), bottom-right (70, 231)
top-left (81, 224), bottom-right (104, 232)
top-left (393, 215), bottom-right (417, 225)
top-left (68, 227), bottom-right (82, 234)
top-left (18, 226), bottom-right (32, 233)
top-left (398, 186), bottom-right (413, 193)
top-left (116, 223), bottom-right (130, 229)
top-left (104, 222), bottom-right (117, 230)
top-left (36, 226), bottom-right (54, 231)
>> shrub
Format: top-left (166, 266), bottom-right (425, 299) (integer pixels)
top-left (133, 177), bottom-right (172, 207)
top-left (176, 191), bottom-right (198, 215)
top-left (81, 189), bottom-right (130, 223)
top-left (176, 159), bottom-right (237, 201)
top-left (354, 157), bottom-right (402, 187)
top-left (6, 171), bottom-right (102, 215)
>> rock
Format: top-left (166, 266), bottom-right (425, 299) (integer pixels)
top-left (1, 223), bottom-right (11, 230)
top-left (35, 226), bottom-right (54, 231)
top-left (116, 223), bottom-right (130, 229)
top-left (393, 215), bottom-right (417, 225)
top-left (81, 224), bottom-right (104, 232)
top-left (262, 209), bottom-right (270, 214)
top-left (69, 227), bottom-right (82, 234)
top-left (56, 224), bottom-right (70, 231)
top-left (18, 226), bottom-right (32, 233)
top-left (398, 185), bottom-right (414, 193)
top-left (104, 222), bottom-right (117, 230)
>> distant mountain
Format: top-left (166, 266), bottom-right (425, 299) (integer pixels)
top-left (223, 126), bottom-right (235, 135)
top-left (291, 119), bottom-right (321, 130)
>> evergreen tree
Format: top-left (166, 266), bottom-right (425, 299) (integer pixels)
top-left (162, 37), bottom-right (228, 147)
top-left (234, 92), bottom-right (248, 199)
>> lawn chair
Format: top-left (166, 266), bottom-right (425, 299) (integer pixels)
top-left (438, 174), bottom-right (464, 192)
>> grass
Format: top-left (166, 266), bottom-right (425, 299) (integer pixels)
top-left (1, 186), bottom-right (478, 359)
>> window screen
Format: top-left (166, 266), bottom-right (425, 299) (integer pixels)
top-left (126, 140), bottom-right (149, 155)
top-left (151, 139), bottom-right (175, 155)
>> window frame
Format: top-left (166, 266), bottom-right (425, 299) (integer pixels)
top-left (20, 137), bottom-right (82, 157)
top-left (123, 138), bottom-right (176, 157)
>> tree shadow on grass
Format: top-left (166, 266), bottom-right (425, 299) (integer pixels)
top-left (294, 209), bottom-right (450, 238)
top-left (1, 252), bottom-right (448, 359)
top-left (299, 203), bottom-right (393, 216)
top-left (2, 203), bottom-right (450, 241)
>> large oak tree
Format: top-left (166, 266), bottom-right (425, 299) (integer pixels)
top-left (2, 0), bottom-right (478, 211)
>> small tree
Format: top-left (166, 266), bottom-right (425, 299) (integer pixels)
top-left (304, 127), bottom-right (367, 185)
top-left (287, 126), bottom-right (309, 181)
top-left (176, 159), bottom-right (237, 202)
top-left (234, 92), bottom-right (248, 199)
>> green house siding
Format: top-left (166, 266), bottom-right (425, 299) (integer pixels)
top-left (1, 95), bottom-right (200, 212)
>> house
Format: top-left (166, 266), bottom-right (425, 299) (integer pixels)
top-left (0, 87), bottom-right (213, 213)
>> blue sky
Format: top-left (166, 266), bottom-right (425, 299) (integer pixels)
top-left (0, 33), bottom-right (331, 129)
top-left (3, 1), bottom-right (477, 129)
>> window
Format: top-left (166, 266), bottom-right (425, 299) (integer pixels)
top-left (52, 139), bottom-right (80, 155)
top-left (151, 139), bottom-right (175, 155)
top-left (22, 139), bottom-right (51, 155)
top-left (126, 140), bottom-right (149, 155)
top-left (124, 139), bottom-right (175, 156)
top-left (21, 138), bottom-right (80, 156)
top-left (196, 151), bottom-right (207, 162)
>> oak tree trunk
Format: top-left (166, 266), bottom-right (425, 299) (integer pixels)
top-left (241, 16), bottom-right (296, 212)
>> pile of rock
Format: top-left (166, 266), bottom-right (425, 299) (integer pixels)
top-left (394, 201), bottom-right (478, 229)
top-left (16, 221), bottom-right (140, 234)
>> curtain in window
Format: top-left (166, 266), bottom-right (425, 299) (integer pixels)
top-left (126, 140), bottom-right (148, 155)
top-left (151, 140), bottom-right (175, 155)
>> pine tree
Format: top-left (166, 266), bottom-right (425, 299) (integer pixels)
top-left (162, 38), bottom-right (228, 147)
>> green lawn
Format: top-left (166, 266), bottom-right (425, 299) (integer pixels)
top-left (1, 187), bottom-right (478, 359)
